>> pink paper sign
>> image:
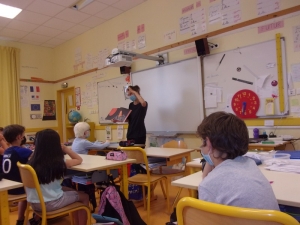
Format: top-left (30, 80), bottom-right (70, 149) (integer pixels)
top-left (258, 21), bottom-right (284, 34)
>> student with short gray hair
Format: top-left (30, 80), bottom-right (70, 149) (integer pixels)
top-left (72, 122), bottom-right (110, 154)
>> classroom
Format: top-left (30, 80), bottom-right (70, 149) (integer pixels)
top-left (1, 0), bottom-right (300, 224)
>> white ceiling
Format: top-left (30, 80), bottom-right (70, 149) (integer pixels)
top-left (0, 0), bottom-right (147, 48)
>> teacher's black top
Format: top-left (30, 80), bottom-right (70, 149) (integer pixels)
top-left (127, 101), bottom-right (148, 144)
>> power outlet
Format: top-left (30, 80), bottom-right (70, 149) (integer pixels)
top-left (209, 43), bottom-right (219, 50)
top-left (288, 89), bottom-right (296, 96)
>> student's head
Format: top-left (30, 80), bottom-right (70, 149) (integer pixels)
top-left (29, 129), bottom-right (66, 184)
top-left (74, 122), bottom-right (90, 138)
top-left (3, 124), bottom-right (25, 145)
top-left (0, 127), bottom-right (3, 134)
top-left (197, 112), bottom-right (249, 162)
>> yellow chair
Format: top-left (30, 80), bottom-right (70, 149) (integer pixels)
top-left (176, 197), bottom-right (299, 225)
top-left (17, 162), bottom-right (91, 225)
top-left (152, 140), bottom-right (188, 211)
top-left (119, 147), bottom-right (170, 224)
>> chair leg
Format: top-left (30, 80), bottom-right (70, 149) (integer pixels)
top-left (23, 203), bottom-right (30, 225)
top-left (165, 179), bottom-right (170, 214)
top-left (147, 184), bottom-right (151, 225)
top-left (69, 212), bottom-right (74, 225)
top-left (171, 188), bottom-right (183, 211)
top-left (142, 186), bottom-right (146, 210)
top-left (159, 180), bottom-right (167, 199)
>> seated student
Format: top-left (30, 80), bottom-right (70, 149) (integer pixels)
top-left (0, 126), bottom-right (9, 154)
top-left (72, 122), bottom-right (110, 154)
top-left (197, 111), bottom-right (279, 210)
top-left (27, 129), bottom-right (89, 225)
top-left (2, 124), bottom-right (35, 225)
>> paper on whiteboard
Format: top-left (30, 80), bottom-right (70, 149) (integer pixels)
top-left (256, 74), bottom-right (269, 88)
top-left (205, 95), bottom-right (217, 108)
top-left (291, 63), bottom-right (300, 82)
top-left (225, 94), bottom-right (234, 113)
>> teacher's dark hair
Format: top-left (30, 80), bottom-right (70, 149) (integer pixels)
top-left (197, 111), bottom-right (249, 159)
top-left (129, 85), bottom-right (140, 94)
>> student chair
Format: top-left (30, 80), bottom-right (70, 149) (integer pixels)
top-left (119, 147), bottom-right (170, 225)
top-left (151, 140), bottom-right (188, 211)
top-left (176, 197), bottom-right (299, 225)
top-left (17, 162), bottom-right (91, 225)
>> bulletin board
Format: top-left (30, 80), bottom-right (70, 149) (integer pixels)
top-left (203, 38), bottom-right (289, 118)
top-left (132, 57), bottom-right (204, 133)
top-left (97, 76), bottom-right (131, 123)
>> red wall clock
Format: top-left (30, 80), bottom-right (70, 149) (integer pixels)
top-left (231, 89), bottom-right (260, 119)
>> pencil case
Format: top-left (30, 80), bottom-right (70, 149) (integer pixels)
top-left (106, 151), bottom-right (127, 161)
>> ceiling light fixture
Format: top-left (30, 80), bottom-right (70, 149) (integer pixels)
top-left (72, 0), bottom-right (94, 10)
top-left (0, 3), bottom-right (22, 19)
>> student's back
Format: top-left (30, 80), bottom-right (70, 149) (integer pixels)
top-left (199, 156), bottom-right (279, 210)
top-left (2, 146), bottom-right (32, 194)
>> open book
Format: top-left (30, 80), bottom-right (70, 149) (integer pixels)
top-left (105, 107), bottom-right (131, 122)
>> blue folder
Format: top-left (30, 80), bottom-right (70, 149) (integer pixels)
top-left (277, 150), bottom-right (300, 159)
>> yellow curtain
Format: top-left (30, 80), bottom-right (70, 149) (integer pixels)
top-left (0, 46), bottom-right (21, 126)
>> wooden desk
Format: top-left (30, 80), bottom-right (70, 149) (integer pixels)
top-left (65, 154), bottom-right (136, 198)
top-left (0, 179), bottom-right (23, 225)
top-left (145, 147), bottom-right (195, 167)
top-left (248, 141), bottom-right (290, 151)
top-left (195, 141), bottom-right (291, 152)
top-left (172, 165), bottom-right (300, 207)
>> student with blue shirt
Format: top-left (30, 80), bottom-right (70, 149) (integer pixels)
top-left (72, 122), bottom-right (110, 154)
top-left (2, 124), bottom-right (33, 225)
top-left (197, 112), bottom-right (279, 210)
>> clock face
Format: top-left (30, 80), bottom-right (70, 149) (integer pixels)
top-left (231, 89), bottom-right (260, 119)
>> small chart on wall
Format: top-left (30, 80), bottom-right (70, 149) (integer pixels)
top-left (97, 76), bottom-right (131, 123)
top-left (203, 38), bottom-right (288, 118)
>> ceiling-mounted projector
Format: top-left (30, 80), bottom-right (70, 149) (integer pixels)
top-left (105, 54), bottom-right (132, 67)
top-left (105, 48), bottom-right (166, 68)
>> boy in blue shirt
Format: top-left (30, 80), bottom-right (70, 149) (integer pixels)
top-left (2, 124), bottom-right (33, 225)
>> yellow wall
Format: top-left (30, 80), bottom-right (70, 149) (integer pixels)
top-left (1, 0), bottom-right (300, 150)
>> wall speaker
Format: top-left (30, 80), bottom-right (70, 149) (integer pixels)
top-left (195, 38), bottom-right (210, 56)
top-left (120, 66), bottom-right (131, 74)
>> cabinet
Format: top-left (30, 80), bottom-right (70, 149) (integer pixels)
top-left (66, 122), bottom-right (96, 142)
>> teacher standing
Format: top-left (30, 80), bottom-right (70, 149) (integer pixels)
top-left (126, 85), bottom-right (148, 145)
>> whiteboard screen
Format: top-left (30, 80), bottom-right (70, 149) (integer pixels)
top-left (98, 76), bottom-right (131, 123)
top-left (203, 39), bottom-right (288, 117)
top-left (132, 58), bottom-right (204, 133)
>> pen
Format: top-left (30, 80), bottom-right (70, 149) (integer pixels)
top-left (216, 54), bottom-right (225, 71)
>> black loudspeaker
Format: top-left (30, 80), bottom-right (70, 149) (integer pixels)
top-left (195, 38), bottom-right (210, 56)
top-left (120, 66), bottom-right (131, 74)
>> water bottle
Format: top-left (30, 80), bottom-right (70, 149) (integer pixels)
top-left (253, 128), bottom-right (259, 138)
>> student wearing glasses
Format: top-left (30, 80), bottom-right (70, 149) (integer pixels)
top-left (197, 111), bottom-right (279, 210)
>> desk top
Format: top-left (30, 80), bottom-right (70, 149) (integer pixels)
top-left (248, 140), bottom-right (289, 147)
top-left (144, 147), bottom-right (195, 158)
top-left (107, 143), bottom-right (145, 149)
top-left (65, 154), bottom-right (136, 172)
top-left (171, 165), bottom-right (300, 207)
top-left (0, 179), bottom-right (23, 192)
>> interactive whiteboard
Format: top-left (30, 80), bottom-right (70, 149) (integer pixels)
top-left (203, 38), bottom-right (288, 118)
top-left (132, 57), bottom-right (204, 133)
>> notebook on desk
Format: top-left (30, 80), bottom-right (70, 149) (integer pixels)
top-left (249, 138), bottom-right (268, 143)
